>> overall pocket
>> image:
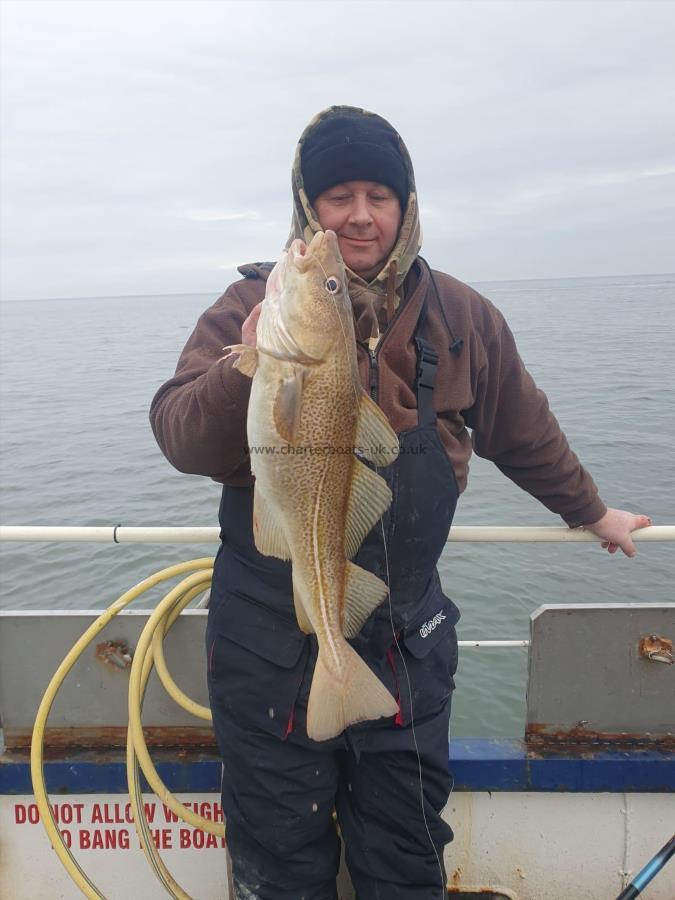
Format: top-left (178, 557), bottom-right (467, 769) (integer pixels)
top-left (396, 585), bottom-right (460, 724)
top-left (207, 592), bottom-right (309, 739)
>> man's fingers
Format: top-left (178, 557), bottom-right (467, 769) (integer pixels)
top-left (241, 303), bottom-right (263, 348)
top-left (619, 536), bottom-right (636, 558)
top-left (620, 514), bottom-right (651, 557)
top-left (243, 303), bottom-right (262, 329)
top-left (591, 509), bottom-right (650, 558)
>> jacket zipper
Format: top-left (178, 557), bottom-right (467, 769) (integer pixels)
top-left (360, 265), bottom-right (426, 403)
top-left (366, 291), bottom-right (411, 402)
top-left (369, 348), bottom-right (379, 401)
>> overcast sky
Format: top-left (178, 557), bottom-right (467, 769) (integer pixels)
top-left (1, 0), bottom-right (674, 300)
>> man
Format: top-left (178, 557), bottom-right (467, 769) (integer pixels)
top-left (150, 106), bottom-right (650, 899)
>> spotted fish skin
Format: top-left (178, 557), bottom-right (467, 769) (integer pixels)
top-left (224, 230), bottom-right (399, 741)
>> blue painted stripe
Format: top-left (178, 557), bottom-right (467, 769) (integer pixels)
top-left (449, 739), bottom-right (675, 793)
top-left (2, 740), bottom-right (674, 795)
top-left (0, 756), bottom-right (222, 796)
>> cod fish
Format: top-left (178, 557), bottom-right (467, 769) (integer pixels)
top-left (224, 230), bottom-right (400, 741)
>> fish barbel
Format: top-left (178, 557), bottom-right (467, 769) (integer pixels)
top-left (224, 230), bottom-right (400, 741)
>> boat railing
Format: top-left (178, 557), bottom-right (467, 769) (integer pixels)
top-left (1, 523), bottom-right (672, 544)
top-left (1, 524), bottom-right (671, 650)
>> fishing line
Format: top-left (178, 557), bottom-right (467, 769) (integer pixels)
top-left (313, 245), bottom-right (446, 895)
top-left (379, 518), bottom-right (446, 895)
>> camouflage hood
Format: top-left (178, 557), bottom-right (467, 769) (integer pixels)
top-left (288, 105), bottom-right (422, 343)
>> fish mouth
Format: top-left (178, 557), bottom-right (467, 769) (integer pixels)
top-left (291, 231), bottom-right (340, 272)
top-left (313, 230), bottom-right (339, 253)
top-left (288, 238), bottom-right (309, 272)
top-left (289, 238), bottom-right (307, 260)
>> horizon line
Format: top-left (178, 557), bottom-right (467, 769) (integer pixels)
top-left (1, 271), bottom-right (673, 304)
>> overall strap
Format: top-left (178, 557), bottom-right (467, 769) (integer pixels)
top-left (413, 289), bottom-right (438, 427)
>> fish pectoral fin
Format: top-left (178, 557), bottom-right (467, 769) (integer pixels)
top-left (306, 642), bottom-right (399, 741)
top-left (273, 367), bottom-right (307, 444)
top-left (221, 343), bottom-right (258, 377)
top-left (355, 393), bottom-right (399, 466)
top-left (252, 490), bottom-right (291, 560)
top-left (343, 563), bottom-right (389, 638)
top-left (345, 460), bottom-right (392, 558)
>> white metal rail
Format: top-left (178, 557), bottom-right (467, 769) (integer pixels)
top-left (0, 524), bottom-right (672, 544)
top-left (2, 525), bottom-right (671, 650)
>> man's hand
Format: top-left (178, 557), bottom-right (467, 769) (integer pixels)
top-left (242, 303), bottom-right (262, 348)
top-left (583, 508), bottom-right (652, 558)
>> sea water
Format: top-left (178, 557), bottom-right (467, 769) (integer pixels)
top-left (1, 272), bottom-right (673, 736)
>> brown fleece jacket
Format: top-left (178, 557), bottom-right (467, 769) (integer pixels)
top-left (149, 259), bottom-right (607, 528)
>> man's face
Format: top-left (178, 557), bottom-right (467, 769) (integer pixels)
top-left (313, 181), bottom-right (402, 282)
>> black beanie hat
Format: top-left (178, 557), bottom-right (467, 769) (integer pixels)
top-left (301, 112), bottom-right (408, 210)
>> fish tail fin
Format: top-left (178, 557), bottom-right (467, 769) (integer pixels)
top-left (306, 641), bottom-right (398, 742)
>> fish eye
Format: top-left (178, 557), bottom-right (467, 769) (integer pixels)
top-left (325, 277), bottom-right (340, 294)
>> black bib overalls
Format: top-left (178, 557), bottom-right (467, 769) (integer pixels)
top-left (206, 290), bottom-right (460, 900)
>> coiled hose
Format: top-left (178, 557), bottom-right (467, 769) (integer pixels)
top-left (30, 558), bottom-right (223, 899)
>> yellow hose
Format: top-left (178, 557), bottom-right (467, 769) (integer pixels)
top-left (126, 580), bottom-right (207, 900)
top-left (30, 558), bottom-right (225, 899)
top-left (152, 583), bottom-right (213, 721)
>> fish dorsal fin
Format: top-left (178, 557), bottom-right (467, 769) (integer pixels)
top-left (252, 489), bottom-right (291, 560)
top-left (273, 369), bottom-right (306, 444)
top-left (342, 562), bottom-right (389, 638)
top-left (355, 393), bottom-right (399, 466)
top-left (345, 460), bottom-right (392, 559)
top-left (221, 344), bottom-right (258, 378)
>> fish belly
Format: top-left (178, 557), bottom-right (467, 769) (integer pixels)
top-left (247, 354), bottom-right (399, 740)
